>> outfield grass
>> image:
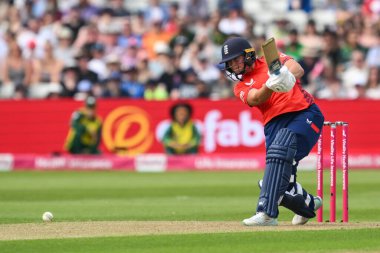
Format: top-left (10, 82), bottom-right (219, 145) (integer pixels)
top-left (0, 170), bottom-right (379, 252)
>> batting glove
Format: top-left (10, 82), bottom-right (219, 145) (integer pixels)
top-left (265, 66), bottom-right (296, 92)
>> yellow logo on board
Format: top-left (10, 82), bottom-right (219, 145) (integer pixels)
top-left (102, 106), bottom-right (153, 156)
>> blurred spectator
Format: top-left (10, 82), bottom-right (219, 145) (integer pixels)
top-left (252, 35), bottom-right (266, 57)
top-left (130, 11), bottom-right (147, 36)
top-left (135, 58), bottom-right (151, 84)
top-left (96, 8), bottom-right (117, 35)
top-left (75, 0), bottom-right (99, 23)
top-left (57, 0), bottom-right (79, 15)
top-left (162, 102), bottom-right (201, 154)
top-left (266, 16), bottom-right (291, 44)
top-left (178, 68), bottom-right (200, 98)
top-left (366, 36), bottom-right (380, 68)
top-left (217, 7), bottom-right (247, 36)
top-left (13, 84), bottom-right (28, 100)
top-left (192, 16), bottom-right (211, 44)
top-left (17, 17), bottom-right (48, 59)
top-left (73, 23), bottom-right (99, 54)
top-left (170, 36), bottom-right (188, 59)
top-left (366, 66), bottom-right (380, 99)
top-left (164, 2), bottom-right (180, 34)
top-left (144, 80), bottom-right (169, 100)
top-left (218, 0), bottom-right (243, 16)
top-left (353, 81), bottom-right (367, 99)
top-left (299, 19), bottom-right (323, 53)
top-left (75, 50), bottom-right (99, 97)
top-left (179, 0), bottom-right (209, 23)
top-left (39, 11), bottom-right (59, 44)
top-left (311, 58), bottom-right (347, 99)
top-left (64, 96), bottom-right (102, 154)
top-left (169, 22), bottom-right (195, 52)
top-left (288, 0), bottom-right (312, 13)
top-left (285, 28), bottom-right (303, 61)
top-left (142, 20), bottom-right (174, 59)
top-left (298, 47), bottom-right (320, 87)
top-left (0, 41), bottom-right (32, 98)
top-left (91, 82), bottom-right (105, 98)
top-left (209, 74), bottom-right (233, 100)
top-left (179, 42), bottom-right (199, 71)
top-left (109, 0), bottom-right (130, 17)
top-left (32, 41), bottom-right (63, 85)
top-left (0, 31), bottom-right (11, 61)
top-left (4, 4), bottom-right (23, 34)
top-left (60, 64), bottom-right (79, 97)
top-left (144, 0), bottom-right (168, 24)
top-left (361, 0), bottom-right (380, 19)
top-left (120, 67), bottom-right (145, 98)
top-left (117, 19), bottom-right (142, 49)
top-left (104, 53), bottom-right (122, 79)
top-left (209, 11), bottom-right (228, 45)
top-left (54, 26), bottom-right (76, 66)
top-left (102, 73), bottom-right (124, 97)
top-left (120, 43), bottom-right (140, 71)
top-left (99, 25), bottom-right (121, 56)
top-left (62, 6), bottom-right (86, 41)
top-left (88, 43), bottom-right (107, 80)
top-left (156, 53), bottom-right (184, 96)
top-left (359, 20), bottom-right (378, 48)
top-left (193, 28), bottom-right (219, 61)
top-left (30, 0), bottom-right (59, 19)
top-left (341, 50), bottom-right (369, 98)
top-left (321, 29), bottom-right (343, 69)
top-left (194, 79), bottom-right (210, 98)
top-left (340, 30), bottom-right (368, 65)
top-left (192, 53), bottom-right (221, 85)
top-left (148, 41), bottom-right (172, 80)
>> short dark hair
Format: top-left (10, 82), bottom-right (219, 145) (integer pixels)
top-left (170, 102), bottom-right (193, 120)
top-left (85, 96), bottom-right (97, 108)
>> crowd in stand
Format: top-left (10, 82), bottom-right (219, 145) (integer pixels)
top-left (1, 0), bottom-right (380, 100)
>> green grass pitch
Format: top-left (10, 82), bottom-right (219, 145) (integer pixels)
top-left (0, 169), bottom-right (379, 252)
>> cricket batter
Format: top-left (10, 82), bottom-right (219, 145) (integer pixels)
top-left (219, 37), bottom-right (324, 226)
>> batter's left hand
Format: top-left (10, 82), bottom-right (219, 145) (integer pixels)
top-left (266, 66), bottom-right (296, 92)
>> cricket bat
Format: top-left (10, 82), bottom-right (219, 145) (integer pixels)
top-left (261, 37), bottom-right (281, 75)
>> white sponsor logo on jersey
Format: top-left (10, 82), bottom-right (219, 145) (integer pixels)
top-left (244, 78), bottom-right (255, 86)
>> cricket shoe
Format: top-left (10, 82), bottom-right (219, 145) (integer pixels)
top-left (292, 196), bottom-right (323, 225)
top-left (242, 212), bottom-right (278, 226)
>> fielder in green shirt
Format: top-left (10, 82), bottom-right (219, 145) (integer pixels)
top-left (162, 102), bottom-right (201, 155)
top-left (64, 96), bottom-right (102, 154)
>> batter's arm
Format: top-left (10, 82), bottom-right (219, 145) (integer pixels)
top-left (246, 86), bottom-right (274, 106)
top-left (284, 58), bottom-right (304, 79)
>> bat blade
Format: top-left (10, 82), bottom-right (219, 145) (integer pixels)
top-left (262, 37), bottom-right (281, 75)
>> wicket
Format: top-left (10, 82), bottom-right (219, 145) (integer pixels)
top-left (317, 121), bottom-right (349, 223)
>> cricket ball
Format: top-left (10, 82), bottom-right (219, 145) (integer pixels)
top-left (42, 211), bottom-right (54, 222)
